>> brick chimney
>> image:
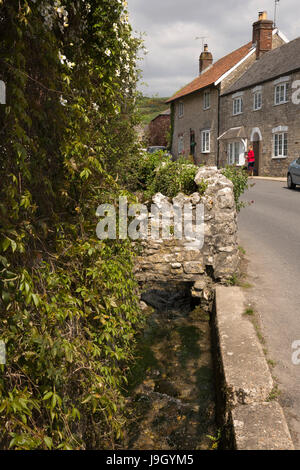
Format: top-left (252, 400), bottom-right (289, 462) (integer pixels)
top-left (252, 11), bottom-right (273, 59)
top-left (199, 44), bottom-right (213, 74)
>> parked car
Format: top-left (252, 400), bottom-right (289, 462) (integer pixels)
top-left (147, 146), bottom-right (167, 154)
top-left (287, 158), bottom-right (300, 189)
top-left (146, 146), bottom-right (172, 158)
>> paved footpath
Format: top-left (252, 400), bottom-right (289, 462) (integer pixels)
top-left (238, 179), bottom-right (300, 449)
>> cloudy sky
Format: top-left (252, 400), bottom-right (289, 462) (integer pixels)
top-left (127, 0), bottom-right (299, 98)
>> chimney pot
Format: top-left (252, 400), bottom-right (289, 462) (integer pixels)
top-left (259, 11), bottom-right (267, 20)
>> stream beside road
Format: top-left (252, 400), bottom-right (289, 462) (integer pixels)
top-left (120, 283), bottom-right (216, 450)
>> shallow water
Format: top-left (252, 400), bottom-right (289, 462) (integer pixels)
top-left (121, 283), bottom-right (216, 450)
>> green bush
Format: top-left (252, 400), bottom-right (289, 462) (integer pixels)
top-left (121, 151), bottom-right (171, 192)
top-left (221, 166), bottom-right (249, 212)
top-left (147, 161), bottom-right (206, 199)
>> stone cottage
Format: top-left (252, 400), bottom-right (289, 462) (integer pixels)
top-left (148, 109), bottom-right (171, 147)
top-left (219, 37), bottom-right (300, 177)
top-left (167, 11), bottom-right (288, 167)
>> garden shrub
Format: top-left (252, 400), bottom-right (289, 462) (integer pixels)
top-left (120, 150), bottom-right (171, 192)
top-left (147, 161), bottom-right (206, 199)
top-left (221, 166), bottom-right (249, 212)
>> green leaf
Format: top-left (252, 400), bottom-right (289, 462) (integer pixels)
top-left (44, 436), bottom-right (53, 449)
top-left (43, 391), bottom-right (53, 401)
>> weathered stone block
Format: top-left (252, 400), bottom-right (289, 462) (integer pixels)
top-left (183, 261), bottom-right (205, 274)
top-left (232, 402), bottom-right (294, 450)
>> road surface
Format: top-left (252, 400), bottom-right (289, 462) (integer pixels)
top-left (238, 179), bottom-right (300, 449)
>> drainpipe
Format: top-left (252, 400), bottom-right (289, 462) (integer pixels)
top-left (217, 85), bottom-right (221, 168)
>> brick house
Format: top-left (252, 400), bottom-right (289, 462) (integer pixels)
top-left (148, 109), bottom-right (171, 147)
top-left (219, 37), bottom-right (300, 177)
top-left (167, 12), bottom-right (287, 167)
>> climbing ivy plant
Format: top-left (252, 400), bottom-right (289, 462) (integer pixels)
top-left (0, 0), bottom-right (145, 449)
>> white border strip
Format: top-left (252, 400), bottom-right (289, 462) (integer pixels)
top-left (273, 28), bottom-right (289, 43)
top-left (214, 47), bottom-right (256, 86)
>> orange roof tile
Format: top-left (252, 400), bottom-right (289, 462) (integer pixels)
top-left (166, 41), bottom-right (254, 103)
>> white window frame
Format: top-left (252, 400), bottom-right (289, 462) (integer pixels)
top-left (178, 101), bottom-right (184, 118)
top-left (201, 130), bottom-right (210, 153)
top-left (203, 90), bottom-right (210, 110)
top-left (178, 135), bottom-right (184, 154)
top-left (233, 97), bottom-right (243, 115)
top-left (273, 131), bottom-right (288, 159)
top-left (227, 141), bottom-right (245, 166)
top-left (253, 91), bottom-right (262, 111)
top-left (274, 83), bottom-right (289, 105)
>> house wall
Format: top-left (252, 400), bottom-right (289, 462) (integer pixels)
top-left (171, 88), bottom-right (218, 166)
top-left (219, 70), bottom-right (300, 176)
top-left (170, 45), bottom-right (257, 166)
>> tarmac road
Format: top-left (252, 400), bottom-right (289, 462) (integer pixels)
top-left (238, 179), bottom-right (300, 449)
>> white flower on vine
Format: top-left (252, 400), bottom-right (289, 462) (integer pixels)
top-left (66, 60), bottom-right (75, 69)
top-left (60, 95), bottom-right (67, 106)
top-left (105, 49), bottom-right (111, 57)
top-left (58, 51), bottom-right (74, 68)
top-left (58, 51), bottom-right (67, 64)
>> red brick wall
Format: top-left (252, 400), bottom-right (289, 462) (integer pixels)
top-left (148, 115), bottom-right (170, 146)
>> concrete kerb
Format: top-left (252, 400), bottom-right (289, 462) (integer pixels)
top-left (213, 285), bottom-right (294, 450)
top-left (251, 176), bottom-right (286, 182)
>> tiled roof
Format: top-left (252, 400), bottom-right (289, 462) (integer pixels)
top-left (222, 36), bottom-right (300, 96)
top-left (151, 108), bottom-right (171, 123)
top-left (166, 42), bottom-right (254, 103)
top-left (160, 108), bottom-right (171, 116)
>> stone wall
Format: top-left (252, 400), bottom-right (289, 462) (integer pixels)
top-left (134, 167), bottom-right (239, 301)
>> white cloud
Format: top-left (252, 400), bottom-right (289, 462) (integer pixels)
top-left (128, 0), bottom-right (300, 97)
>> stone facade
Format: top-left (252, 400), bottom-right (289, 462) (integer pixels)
top-left (134, 167), bottom-right (239, 300)
top-left (219, 71), bottom-right (300, 177)
top-left (172, 88), bottom-right (219, 166)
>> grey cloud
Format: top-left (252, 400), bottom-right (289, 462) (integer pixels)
top-left (128, 0), bottom-right (300, 97)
